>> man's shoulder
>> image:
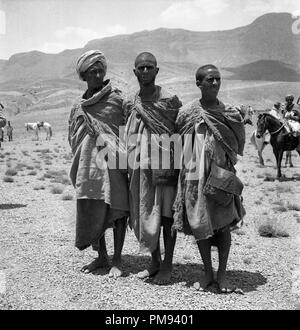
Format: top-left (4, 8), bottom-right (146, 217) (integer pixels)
top-left (178, 99), bottom-right (196, 113)
top-left (177, 99), bottom-right (198, 121)
top-left (159, 87), bottom-right (182, 107)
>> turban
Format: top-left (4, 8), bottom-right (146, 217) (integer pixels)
top-left (76, 50), bottom-right (107, 80)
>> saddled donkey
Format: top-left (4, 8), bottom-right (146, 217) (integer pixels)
top-left (38, 121), bottom-right (52, 140)
top-left (25, 122), bottom-right (40, 140)
top-left (256, 113), bottom-right (300, 178)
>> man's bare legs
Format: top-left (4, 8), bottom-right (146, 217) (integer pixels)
top-left (109, 217), bottom-right (127, 278)
top-left (196, 239), bottom-right (214, 289)
top-left (196, 228), bottom-right (232, 292)
top-left (81, 234), bottom-right (109, 273)
top-left (137, 236), bottom-right (161, 279)
top-left (153, 217), bottom-right (177, 284)
top-left (81, 217), bottom-right (127, 277)
top-left (215, 228), bottom-right (232, 293)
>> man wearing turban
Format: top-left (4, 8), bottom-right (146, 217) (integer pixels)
top-left (68, 50), bottom-right (129, 278)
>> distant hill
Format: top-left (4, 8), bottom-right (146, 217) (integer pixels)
top-left (223, 60), bottom-right (300, 81)
top-left (0, 12), bottom-right (299, 84)
top-left (0, 12), bottom-right (300, 116)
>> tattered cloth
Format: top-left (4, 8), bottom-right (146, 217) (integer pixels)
top-left (172, 99), bottom-right (246, 240)
top-left (177, 99), bottom-right (245, 164)
top-left (124, 86), bottom-right (182, 252)
top-left (68, 80), bottom-right (129, 250)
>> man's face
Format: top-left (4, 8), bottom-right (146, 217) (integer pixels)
top-left (134, 60), bottom-right (159, 86)
top-left (197, 69), bottom-right (221, 100)
top-left (83, 61), bottom-right (105, 89)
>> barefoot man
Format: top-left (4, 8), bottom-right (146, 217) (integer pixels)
top-left (173, 65), bottom-right (246, 293)
top-left (0, 103), bottom-right (6, 148)
top-left (124, 52), bottom-right (182, 284)
top-left (68, 50), bottom-right (129, 278)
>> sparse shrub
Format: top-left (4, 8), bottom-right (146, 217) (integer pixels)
top-left (233, 229), bottom-right (246, 236)
top-left (28, 170), bottom-right (37, 176)
top-left (15, 163), bottom-right (27, 171)
top-left (44, 160), bottom-right (52, 165)
top-left (258, 220), bottom-right (289, 238)
top-left (50, 176), bottom-right (71, 185)
top-left (264, 176), bottom-right (275, 182)
top-left (254, 200), bottom-right (262, 205)
top-left (5, 168), bottom-right (18, 176)
top-left (34, 148), bottom-right (50, 154)
top-left (62, 153), bottom-right (72, 161)
top-left (272, 205), bottom-right (288, 212)
top-left (276, 185), bottom-right (292, 194)
top-left (0, 154), bottom-right (5, 159)
top-left (3, 176), bottom-right (14, 183)
top-left (50, 185), bottom-right (64, 194)
top-left (33, 185), bottom-right (45, 190)
top-left (62, 193), bottom-right (73, 200)
top-left (256, 174), bottom-right (264, 179)
top-left (286, 203), bottom-right (300, 211)
top-left (26, 165), bottom-right (35, 170)
top-left (243, 257), bottom-right (252, 265)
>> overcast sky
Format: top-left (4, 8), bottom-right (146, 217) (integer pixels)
top-left (0, 0), bottom-right (299, 60)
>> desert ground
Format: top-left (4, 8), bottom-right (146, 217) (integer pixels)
top-left (0, 97), bottom-right (300, 310)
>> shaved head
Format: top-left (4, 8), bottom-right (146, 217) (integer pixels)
top-left (134, 52), bottom-right (157, 68)
top-left (195, 64), bottom-right (219, 83)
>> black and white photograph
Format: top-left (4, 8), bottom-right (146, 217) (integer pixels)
top-left (0, 0), bottom-right (300, 313)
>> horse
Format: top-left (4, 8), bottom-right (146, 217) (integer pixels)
top-left (250, 130), bottom-right (293, 167)
top-left (25, 122), bottom-right (40, 140)
top-left (25, 121), bottom-right (52, 140)
top-left (256, 113), bottom-right (300, 178)
top-left (38, 121), bottom-right (52, 140)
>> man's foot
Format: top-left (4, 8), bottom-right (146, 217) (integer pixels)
top-left (216, 272), bottom-right (241, 294)
top-left (81, 256), bottom-right (109, 274)
top-left (137, 264), bottom-right (160, 279)
top-left (196, 271), bottom-right (215, 291)
top-left (108, 266), bottom-right (123, 279)
top-left (108, 258), bottom-right (123, 279)
top-left (153, 265), bottom-right (172, 285)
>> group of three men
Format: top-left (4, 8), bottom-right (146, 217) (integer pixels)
top-left (68, 50), bottom-right (246, 293)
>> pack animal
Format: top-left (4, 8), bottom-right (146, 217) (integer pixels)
top-left (256, 113), bottom-right (300, 178)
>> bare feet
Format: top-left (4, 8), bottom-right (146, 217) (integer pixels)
top-left (81, 256), bottom-right (109, 274)
top-left (108, 266), bottom-right (123, 279)
top-left (108, 258), bottom-right (123, 279)
top-left (194, 271), bottom-right (215, 291)
top-left (137, 263), bottom-right (160, 279)
top-left (153, 265), bottom-right (172, 285)
top-left (216, 272), bottom-right (239, 294)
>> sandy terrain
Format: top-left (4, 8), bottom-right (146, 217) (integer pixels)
top-left (0, 109), bottom-right (300, 310)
